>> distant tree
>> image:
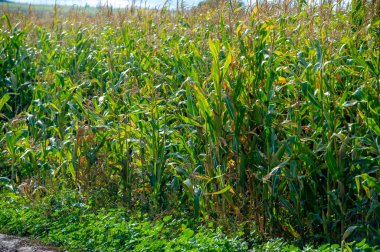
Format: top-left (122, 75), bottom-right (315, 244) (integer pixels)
top-left (196, 0), bottom-right (244, 10)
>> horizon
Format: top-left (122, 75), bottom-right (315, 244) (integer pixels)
top-left (2, 0), bottom-right (203, 9)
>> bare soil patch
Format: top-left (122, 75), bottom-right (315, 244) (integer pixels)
top-left (0, 234), bottom-right (60, 252)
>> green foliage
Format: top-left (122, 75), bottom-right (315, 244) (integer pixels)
top-left (0, 1), bottom-right (379, 249)
top-left (0, 192), bottom-right (248, 251)
top-left (1, 193), bottom-right (377, 251)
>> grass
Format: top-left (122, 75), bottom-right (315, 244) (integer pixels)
top-left (0, 0), bottom-right (379, 250)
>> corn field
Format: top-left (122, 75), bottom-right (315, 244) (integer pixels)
top-left (0, 0), bottom-right (379, 246)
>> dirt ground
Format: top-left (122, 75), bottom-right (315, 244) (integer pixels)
top-left (0, 234), bottom-right (60, 252)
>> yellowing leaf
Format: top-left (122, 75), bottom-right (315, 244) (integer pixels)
top-left (252, 6), bottom-right (258, 15)
top-left (277, 77), bottom-right (287, 84)
top-left (206, 185), bottom-right (231, 195)
top-left (229, 186), bottom-right (235, 194)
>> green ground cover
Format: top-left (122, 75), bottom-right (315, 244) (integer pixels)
top-left (0, 1), bottom-right (379, 250)
top-left (0, 191), bottom-right (377, 251)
